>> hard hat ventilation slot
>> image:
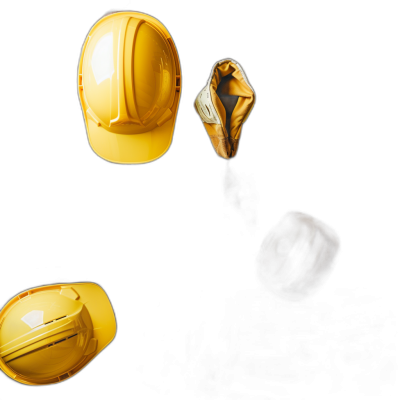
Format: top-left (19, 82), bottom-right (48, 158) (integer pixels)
top-left (6, 331), bottom-right (78, 364)
top-left (47, 334), bottom-right (75, 347)
top-left (18, 292), bottom-right (29, 300)
top-left (59, 373), bottom-right (70, 381)
top-left (176, 76), bottom-right (181, 91)
top-left (46, 333), bottom-right (77, 349)
top-left (44, 315), bottom-right (67, 325)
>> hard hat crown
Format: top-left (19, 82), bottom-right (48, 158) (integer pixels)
top-left (81, 14), bottom-right (176, 135)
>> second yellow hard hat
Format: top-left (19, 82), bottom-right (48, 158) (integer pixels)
top-left (0, 282), bottom-right (116, 385)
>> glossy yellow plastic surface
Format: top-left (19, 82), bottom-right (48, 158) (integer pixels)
top-left (0, 282), bottom-right (116, 385)
top-left (78, 11), bottom-right (181, 164)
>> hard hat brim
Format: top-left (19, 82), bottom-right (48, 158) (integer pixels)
top-left (85, 116), bottom-right (177, 164)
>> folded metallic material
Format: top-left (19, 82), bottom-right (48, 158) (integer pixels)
top-left (195, 59), bottom-right (255, 159)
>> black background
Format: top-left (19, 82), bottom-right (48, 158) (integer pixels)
top-left (0, 2), bottom-right (396, 396)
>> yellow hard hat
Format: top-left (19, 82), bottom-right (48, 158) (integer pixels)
top-left (0, 282), bottom-right (116, 385)
top-left (78, 11), bottom-right (181, 164)
top-left (256, 212), bottom-right (340, 301)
